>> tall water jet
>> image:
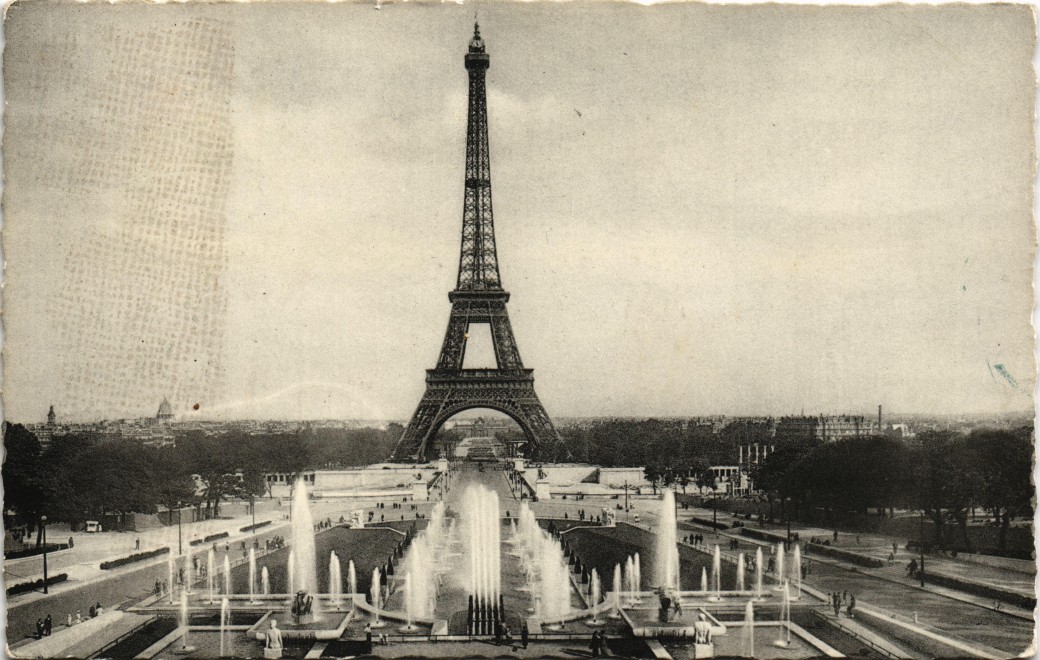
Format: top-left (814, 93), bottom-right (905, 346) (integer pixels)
top-left (774, 581), bottom-right (792, 648)
top-left (207, 549), bottom-right (216, 603)
top-left (185, 552), bottom-right (193, 594)
top-left (755, 547), bottom-right (764, 599)
top-left (223, 555), bottom-right (232, 596)
top-left (633, 553), bottom-right (642, 600)
top-left (712, 544), bottom-right (722, 600)
top-left (736, 553), bottom-right (746, 592)
top-left (348, 560), bottom-right (358, 595)
top-left (625, 556), bottom-right (637, 605)
top-left (586, 568), bottom-right (604, 626)
top-left (611, 564), bottom-right (622, 618)
top-left (775, 542), bottom-right (785, 591)
top-left (742, 600), bottom-right (755, 658)
top-left (219, 597), bottom-right (230, 657)
top-left (178, 590), bottom-right (195, 653)
top-left (463, 485), bottom-right (501, 635)
top-left (329, 551), bottom-right (342, 606)
top-left (248, 548), bottom-right (258, 603)
top-left (792, 544), bottom-right (802, 599)
top-left (261, 567), bottom-right (270, 595)
top-left (654, 490), bottom-right (680, 590)
top-left (370, 568), bottom-right (385, 628)
top-left (700, 567), bottom-right (708, 592)
top-left (290, 478), bottom-right (319, 607)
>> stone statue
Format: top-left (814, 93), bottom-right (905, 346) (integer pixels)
top-left (263, 619), bottom-right (283, 659)
top-left (693, 613), bottom-right (715, 659)
top-left (291, 591), bottom-right (313, 621)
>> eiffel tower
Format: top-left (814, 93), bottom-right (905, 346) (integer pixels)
top-left (391, 24), bottom-right (560, 462)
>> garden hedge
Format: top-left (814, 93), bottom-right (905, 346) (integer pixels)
top-left (203, 531), bottom-right (230, 543)
top-left (5, 543), bottom-right (69, 560)
top-left (100, 547), bottom-right (169, 570)
top-left (240, 520), bottom-right (272, 533)
top-left (7, 573), bottom-right (68, 596)
top-left (923, 570), bottom-right (1036, 609)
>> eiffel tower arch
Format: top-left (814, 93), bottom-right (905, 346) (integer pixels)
top-left (391, 24), bottom-right (560, 462)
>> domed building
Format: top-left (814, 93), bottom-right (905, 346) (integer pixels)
top-left (157, 397), bottom-right (174, 421)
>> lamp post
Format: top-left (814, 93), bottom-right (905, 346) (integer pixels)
top-left (786, 498), bottom-right (792, 541)
top-left (177, 507), bottom-right (183, 556)
top-left (41, 515), bottom-right (49, 594)
top-left (251, 495), bottom-right (256, 537)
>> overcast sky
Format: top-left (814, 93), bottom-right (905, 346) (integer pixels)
top-left (3, 1), bottom-right (1035, 423)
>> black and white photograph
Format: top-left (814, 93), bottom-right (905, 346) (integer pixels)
top-left (1, 1), bottom-right (1036, 658)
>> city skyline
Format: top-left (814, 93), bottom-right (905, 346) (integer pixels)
top-left (3, 3), bottom-right (1035, 423)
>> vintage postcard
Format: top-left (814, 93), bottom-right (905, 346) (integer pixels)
top-left (2, 1), bottom-right (1035, 658)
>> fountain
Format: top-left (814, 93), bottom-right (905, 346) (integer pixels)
top-left (219, 597), bottom-right (230, 657)
top-left (173, 590), bottom-right (196, 655)
top-left (586, 568), bottom-right (604, 626)
top-left (329, 551), bottom-right (342, 606)
top-left (633, 552), bottom-right (642, 601)
top-left (290, 478), bottom-right (319, 615)
top-left (792, 544), bottom-right (802, 599)
top-left (700, 567), bottom-right (708, 593)
top-left (185, 552), bottom-right (193, 594)
top-left (625, 556), bottom-right (638, 605)
top-left (736, 552), bottom-right (746, 591)
top-left (775, 542), bottom-right (785, 591)
top-left (611, 564), bottom-right (622, 618)
top-left (463, 485), bottom-right (501, 635)
top-left (742, 600), bottom-right (755, 658)
top-left (774, 581), bottom-right (792, 648)
top-left (207, 549), bottom-right (216, 603)
top-left (348, 560), bottom-right (357, 595)
top-left (262, 567), bottom-right (271, 596)
top-left (249, 548), bottom-right (258, 603)
top-left (223, 555), bottom-right (232, 596)
top-left (711, 544), bottom-right (722, 601)
top-left (654, 489), bottom-right (680, 590)
top-left (370, 568), bottom-right (385, 628)
top-left (755, 547), bottom-right (764, 600)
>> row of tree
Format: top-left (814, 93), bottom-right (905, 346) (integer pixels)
top-left (3, 422), bottom-right (402, 537)
top-left (750, 428), bottom-right (1033, 554)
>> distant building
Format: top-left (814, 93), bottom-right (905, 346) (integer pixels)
top-left (157, 398), bottom-right (174, 421)
top-left (47, 405), bottom-right (56, 426)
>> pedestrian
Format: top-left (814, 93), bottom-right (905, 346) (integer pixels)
top-left (67, 613), bottom-right (72, 628)
top-left (44, 614), bottom-right (52, 636)
top-left (95, 602), bottom-right (103, 616)
top-left (162, 579), bottom-right (169, 595)
top-left (89, 604), bottom-right (97, 618)
top-left (847, 594), bottom-right (856, 618)
top-left (135, 538), bottom-right (141, 550)
top-left (521, 622), bottom-right (529, 649)
top-left (832, 593), bottom-right (840, 617)
top-left (68, 536), bottom-right (74, 549)
top-left (365, 623), bottom-right (373, 653)
top-left (76, 610), bottom-right (83, 625)
top-left (843, 589), bottom-right (848, 604)
top-left (590, 630), bottom-right (599, 656)
top-left (892, 541), bottom-right (898, 556)
top-left (35, 618), bottom-right (44, 640)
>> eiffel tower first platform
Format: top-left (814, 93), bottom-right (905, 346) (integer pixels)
top-left (391, 24), bottom-right (561, 462)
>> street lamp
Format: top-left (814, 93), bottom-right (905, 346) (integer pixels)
top-left (177, 507), bottom-right (183, 556)
top-left (41, 515), bottom-right (48, 594)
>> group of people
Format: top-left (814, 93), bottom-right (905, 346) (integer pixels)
top-left (34, 601), bottom-right (105, 639)
top-left (831, 591), bottom-right (856, 618)
top-left (589, 629), bottom-right (610, 656)
top-left (153, 579), bottom-right (170, 597)
top-left (265, 536), bottom-right (287, 551)
top-left (314, 517), bottom-right (334, 532)
top-left (684, 533), bottom-right (712, 546)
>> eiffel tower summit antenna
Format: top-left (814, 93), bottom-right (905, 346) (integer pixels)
top-left (391, 24), bottom-right (561, 462)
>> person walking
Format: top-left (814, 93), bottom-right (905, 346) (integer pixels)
top-left (832, 593), bottom-right (841, 617)
top-left (44, 614), bottom-right (52, 636)
top-left (521, 622), bottom-right (529, 649)
top-left (847, 594), bottom-right (856, 618)
top-left (364, 623), bottom-right (373, 653)
top-left (35, 618), bottom-right (44, 640)
top-left (590, 630), bottom-right (600, 656)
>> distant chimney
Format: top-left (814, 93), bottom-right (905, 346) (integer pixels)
top-left (878, 405), bottom-right (882, 433)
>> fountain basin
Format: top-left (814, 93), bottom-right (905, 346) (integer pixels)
top-left (246, 610), bottom-right (352, 641)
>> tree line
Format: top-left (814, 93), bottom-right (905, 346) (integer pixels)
top-left (751, 428), bottom-right (1033, 554)
top-left (3, 422), bottom-right (402, 538)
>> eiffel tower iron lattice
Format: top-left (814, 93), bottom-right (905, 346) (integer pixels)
top-left (391, 24), bottom-right (560, 462)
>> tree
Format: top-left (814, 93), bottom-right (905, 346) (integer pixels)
top-left (965, 428), bottom-right (1033, 554)
top-left (908, 432), bottom-right (980, 551)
